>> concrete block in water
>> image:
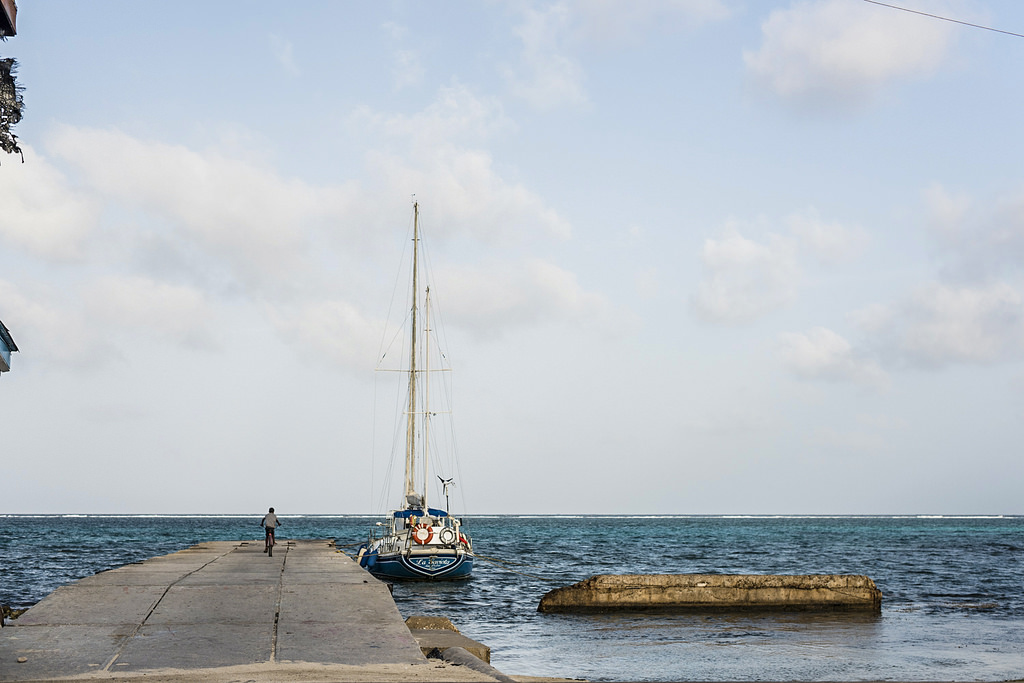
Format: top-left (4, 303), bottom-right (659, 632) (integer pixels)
top-left (405, 615), bottom-right (491, 664)
top-left (538, 574), bottom-right (882, 613)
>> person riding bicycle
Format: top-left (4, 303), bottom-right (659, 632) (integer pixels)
top-left (260, 507), bottom-right (281, 555)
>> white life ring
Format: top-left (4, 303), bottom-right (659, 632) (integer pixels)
top-left (438, 528), bottom-right (457, 545)
top-left (412, 523), bottom-right (433, 545)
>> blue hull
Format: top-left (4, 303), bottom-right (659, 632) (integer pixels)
top-left (360, 550), bottom-right (473, 580)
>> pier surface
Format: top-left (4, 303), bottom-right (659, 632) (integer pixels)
top-left (0, 540), bottom-right (505, 682)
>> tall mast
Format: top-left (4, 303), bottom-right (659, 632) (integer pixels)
top-left (404, 202), bottom-right (419, 505)
top-left (423, 286), bottom-right (431, 514)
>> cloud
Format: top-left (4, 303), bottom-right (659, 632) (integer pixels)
top-left (366, 147), bottom-right (571, 245)
top-left (381, 22), bottom-right (424, 90)
top-left (691, 208), bottom-right (866, 324)
top-left (744, 0), bottom-right (958, 107)
top-left (787, 207), bottom-right (868, 264)
top-left (572, 0), bottom-right (731, 43)
top-left (692, 229), bottom-right (798, 323)
top-left (504, 3), bottom-right (588, 110)
top-left (433, 258), bottom-right (614, 337)
top-left (82, 275), bottom-right (214, 346)
top-left (923, 183), bottom-right (972, 239)
top-left (0, 145), bottom-right (101, 260)
top-left (0, 279), bottom-right (109, 367)
top-left (353, 82), bottom-right (513, 148)
top-left (269, 35), bottom-right (301, 76)
top-left (392, 49), bottom-right (425, 90)
top-left (0, 275), bottom-right (215, 369)
top-left (16, 101), bottom-right (579, 372)
top-left (265, 299), bottom-right (382, 371)
top-left (503, 0), bottom-right (731, 108)
top-left (46, 125), bottom-right (357, 288)
top-left (779, 326), bottom-right (889, 389)
top-left (353, 84), bottom-right (570, 244)
top-left (856, 282), bottom-right (1024, 367)
top-left (635, 266), bottom-right (659, 299)
top-left (924, 183), bottom-right (1024, 280)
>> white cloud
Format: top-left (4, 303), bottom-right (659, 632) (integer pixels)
top-left (779, 326), bottom-right (889, 389)
top-left (82, 275), bottom-right (214, 346)
top-left (923, 183), bottom-right (1024, 279)
top-left (392, 49), bottom-right (425, 90)
top-left (46, 125), bottom-right (357, 287)
top-left (366, 147), bottom-right (571, 245)
top-left (0, 145), bottom-right (101, 260)
top-left (353, 82), bottom-right (513, 148)
top-left (13, 97), bottom-right (575, 372)
top-left (0, 275), bottom-right (215, 369)
top-left (692, 230), bottom-right (799, 323)
top-left (381, 21), bottom-right (424, 90)
top-left (503, 0), bottom-right (730, 107)
top-left (265, 299), bottom-right (382, 371)
top-left (269, 35), bottom-right (301, 76)
top-left (744, 0), bottom-right (957, 107)
top-left (787, 207), bottom-right (868, 263)
top-left (859, 282), bottom-right (1024, 367)
top-left (635, 266), bottom-right (659, 299)
top-left (0, 279), bottom-right (109, 367)
top-left (353, 84), bottom-right (569, 243)
top-left (572, 0), bottom-right (731, 43)
top-left (505, 3), bottom-right (588, 110)
top-left (924, 183), bottom-right (972, 240)
top-left (433, 258), bottom-right (613, 336)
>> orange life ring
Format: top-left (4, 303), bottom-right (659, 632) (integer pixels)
top-left (412, 523), bottom-right (433, 545)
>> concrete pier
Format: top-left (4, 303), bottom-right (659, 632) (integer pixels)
top-left (0, 540), bottom-right (508, 682)
top-left (538, 574), bottom-right (883, 613)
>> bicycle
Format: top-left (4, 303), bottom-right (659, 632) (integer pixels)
top-left (264, 527), bottom-right (276, 556)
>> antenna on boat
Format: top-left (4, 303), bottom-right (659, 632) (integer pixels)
top-left (438, 476), bottom-right (455, 513)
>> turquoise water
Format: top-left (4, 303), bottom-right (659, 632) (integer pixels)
top-left (2, 515), bottom-right (1023, 681)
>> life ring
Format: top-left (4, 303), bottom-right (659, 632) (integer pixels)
top-left (412, 523), bottom-right (433, 545)
top-left (438, 528), bottom-right (456, 545)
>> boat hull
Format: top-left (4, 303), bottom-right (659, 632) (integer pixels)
top-left (360, 548), bottom-right (473, 580)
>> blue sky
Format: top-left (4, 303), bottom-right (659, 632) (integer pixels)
top-left (1, 1), bottom-right (1022, 514)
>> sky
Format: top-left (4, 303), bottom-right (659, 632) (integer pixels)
top-left (1, 1), bottom-right (1023, 515)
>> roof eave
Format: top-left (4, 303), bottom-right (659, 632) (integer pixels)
top-left (0, 319), bottom-right (18, 352)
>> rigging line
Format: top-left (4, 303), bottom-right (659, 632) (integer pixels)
top-left (414, 217), bottom-right (470, 515)
top-left (374, 381), bottom-right (404, 514)
top-left (376, 208), bottom-right (416, 363)
top-left (370, 361), bottom-right (377, 513)
top-left (862, 0), bottom-right (1024, 39)
top-left (379, 387), bottom-right (404, 512)
top-left (371, 207), bottom-right (419, 514)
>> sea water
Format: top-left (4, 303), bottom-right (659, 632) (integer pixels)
top-left (2, 515), bottom-right (1022, 681)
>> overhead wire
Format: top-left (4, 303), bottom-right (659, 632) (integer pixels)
top-left (862, 0), bottom-right (1024, 39)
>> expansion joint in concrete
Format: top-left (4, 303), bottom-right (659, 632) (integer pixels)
top-left (269, 541), bottom-right (289, 662)
top-left (100, 545), bottom-right (237, 672)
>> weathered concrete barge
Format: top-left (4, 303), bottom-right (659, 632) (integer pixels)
top-left (538, 574), bottom-right (882, 613)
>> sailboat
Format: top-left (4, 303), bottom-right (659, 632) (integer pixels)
top-left (357, 201), bottom-right (474, 580)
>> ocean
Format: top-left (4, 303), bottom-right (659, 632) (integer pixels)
top-left (1, 515), bottom-right (1022, 681)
